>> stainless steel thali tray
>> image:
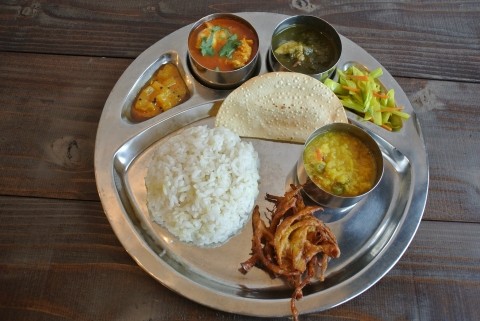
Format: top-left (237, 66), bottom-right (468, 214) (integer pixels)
top-left (95, 12), bottom-right (429, 318)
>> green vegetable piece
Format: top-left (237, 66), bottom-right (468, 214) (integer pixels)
top-left (316, 162), bottom-right (326, 173)
top-left (331, 182), bottom-right (345, 195)
top-left (324, 78), bottom-right (347, 95)
top-left (382, 111), bottom-right (392, 124)
top-left (392, 110), bottom-right (411, 119)
top-left (363, 84), bottom-right (373, 113)
top-left (371, 100), bottom-right (383, 125)
top-left (390, 114), bottom-right (404, 131)
top-left (340, 97), bottom-right (364, 113)
top-left (387, 89), bottom-right (395, 107)
top-left (369, 67), bottom-right (383, 78)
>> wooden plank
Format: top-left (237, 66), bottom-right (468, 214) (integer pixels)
top-left (397, 77), bottom-right (480, 223)
top-left (0, 52), bottom-right (131, 201)
top-left (0, 196), bottom-right (478, 320)
top-left (1, 1), bottom-right (479, 82)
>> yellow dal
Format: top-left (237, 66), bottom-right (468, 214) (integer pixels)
top-left (303, 130), bottom-right (377, 196)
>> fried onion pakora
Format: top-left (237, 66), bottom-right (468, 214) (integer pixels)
top-left (240, 185), bottom-right (340, 321)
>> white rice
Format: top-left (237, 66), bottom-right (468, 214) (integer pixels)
top-left (145, 125), bottom-right (260, 247)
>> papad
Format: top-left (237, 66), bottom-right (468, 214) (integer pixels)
top-left (215, 72), bottom-right (347, 143)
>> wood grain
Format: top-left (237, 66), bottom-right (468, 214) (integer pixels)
top-left (397, 77), bottom-right (480, 223)
top-left (1, 1), bottom-right (479, 82)
top-left (0, 52), bottom-right (131, 200)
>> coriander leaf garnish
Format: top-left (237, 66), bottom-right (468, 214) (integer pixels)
top-left (199, 25), bottom-right (241, 59)
top-left (200, 33), bottom-right (215, 56)
top-left (219, 34), bottom-right (241, 59)
top-left (200, 26), bottom-right (222, 56)
top-left (211, 25), bottom-right (222, 33)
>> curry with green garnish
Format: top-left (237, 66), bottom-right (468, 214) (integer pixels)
top-left (188, 17), bottom-right (258, 71)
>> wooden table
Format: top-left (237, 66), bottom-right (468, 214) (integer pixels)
top-left (1, 1), bottom-right (479, 320)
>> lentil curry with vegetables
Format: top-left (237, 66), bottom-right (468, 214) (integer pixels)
top-left (303, 129), bottom-right (377, 197)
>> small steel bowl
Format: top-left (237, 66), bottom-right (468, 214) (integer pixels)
top-left (187, 13), bottom-right (260, 89)
top-left (296, 123), bottom-right (384, 208)
top-left (268, 15), bottom-right (342, 82)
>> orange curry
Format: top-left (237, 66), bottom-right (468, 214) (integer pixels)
top-left (188, 18), bottom-right (257, 71)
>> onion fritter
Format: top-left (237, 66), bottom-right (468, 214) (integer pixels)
top-left (240, 185), bottom-right (340, 321)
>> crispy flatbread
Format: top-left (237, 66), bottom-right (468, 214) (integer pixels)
top-left (215, 72), bottom-right (348, 143)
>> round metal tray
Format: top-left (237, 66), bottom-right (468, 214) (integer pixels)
top-left (95, 12), bottom-right (429, 318)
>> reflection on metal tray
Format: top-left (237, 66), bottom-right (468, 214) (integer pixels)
top-left (95, 12), bottom-right (428, 318)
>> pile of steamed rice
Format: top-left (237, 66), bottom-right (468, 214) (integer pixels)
top-left (145, 125), bottom-right (260, 247)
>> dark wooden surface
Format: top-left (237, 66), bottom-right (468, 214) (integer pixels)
top-left (1, 1), bottom-right (479, 320)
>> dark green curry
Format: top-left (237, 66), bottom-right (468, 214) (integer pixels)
top-left (272, 24), bottom-right (339, 74)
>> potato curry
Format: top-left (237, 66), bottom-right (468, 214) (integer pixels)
top-left (131, 63), bottom-right (189, 122)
